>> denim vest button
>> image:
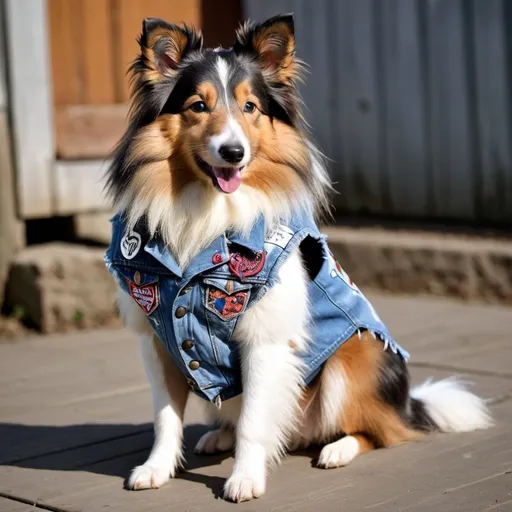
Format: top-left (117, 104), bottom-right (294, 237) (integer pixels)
top-left (179, 286), bottom-right (193, 296)
top-left (175, 306), bottom-right (187, 318)
top-left (182, 339), bottom-right (195, 350)
top-left (189, 360), bottom-right (200, 370)
top-left (212, 253), bottom-right (223, 264)
top-left (134, 271), bottom-right (141, 285)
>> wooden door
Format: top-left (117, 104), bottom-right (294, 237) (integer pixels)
top-left (48, 0), bottom-right (241, 160)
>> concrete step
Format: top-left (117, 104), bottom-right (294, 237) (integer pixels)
top-left (5, 228), bottom-right (511, 333)
top-left (325, 225), bottom-right (512, 304)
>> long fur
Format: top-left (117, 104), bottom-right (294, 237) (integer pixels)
top-left (108, 14), bottom-right (492, 503)
top-left (411, 378), bottom-right (492, 432)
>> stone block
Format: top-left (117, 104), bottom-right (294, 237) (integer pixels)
top-left (6, 243), bottom-right (118, 333)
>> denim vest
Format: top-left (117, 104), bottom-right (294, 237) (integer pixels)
top-left (104, 210), bottom-right (409, 405)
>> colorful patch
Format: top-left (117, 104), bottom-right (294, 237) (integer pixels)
top-left (329, 252), bottom-right (359, 292)
top-left (207, 287), bottom-right (249, 320)
top-left (121, 230), bottom-right (142, 260)
top-left (128, 281), bottom-right (159, 315)
top-left (228, 250), bottom-right (265, 280)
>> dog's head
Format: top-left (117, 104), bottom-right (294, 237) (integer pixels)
top-left (107, 14), bottom-right (330, 232)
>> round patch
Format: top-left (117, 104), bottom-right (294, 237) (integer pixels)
top-left (228, 250), bottom-right (265, 280)
top-left (121, 230), bottom-right (142, 260)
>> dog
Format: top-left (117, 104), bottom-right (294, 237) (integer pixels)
top-left (104, 14), bottom-right (492, 502)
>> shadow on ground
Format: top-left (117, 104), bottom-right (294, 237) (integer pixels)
top-left (0, 423), bottom-right (225, 474)
top-left (0, 422), bottom-right (318, 498)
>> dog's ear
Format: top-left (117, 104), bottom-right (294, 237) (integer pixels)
top-left (138, 18), bottom-right (203, 81)
top-left (234, 14), bottom-right (298, 84)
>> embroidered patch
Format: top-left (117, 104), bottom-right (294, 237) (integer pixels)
top-left (206, 287), bottom-right (249, 320)
top-left (228, 250), bottom-right (265, 280)
top-left (265, 224), bottom-right (294, 249)
top-left (121, 230), bottom-right (142, 260)
top-left (329, 252), bottom-right (359, 291)
top-left (129, 281), bottom-right (159, 315)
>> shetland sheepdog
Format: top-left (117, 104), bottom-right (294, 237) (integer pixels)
top-left (105, 14), bottom-right (492, 502)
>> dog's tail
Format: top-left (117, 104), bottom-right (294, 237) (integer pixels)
top-left (408, 377), bottom-right (493, 433)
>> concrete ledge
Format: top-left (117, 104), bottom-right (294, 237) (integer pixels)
top-left (4, 229), bottom-right (512, 333)
top-left (324, 226), bottom-right (512, 304)
top-left (6, 243), bottom-right (117, 333)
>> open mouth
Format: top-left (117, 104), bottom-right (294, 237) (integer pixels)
top-left (194, 155), bottom-right (244, 194)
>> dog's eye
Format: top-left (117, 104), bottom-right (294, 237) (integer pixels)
top-left (243, 101), bottom-right (256, 113)
top-left (190, 101), bottom-right (207, 113)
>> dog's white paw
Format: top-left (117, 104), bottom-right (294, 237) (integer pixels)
top-left (126, 463), bottom-right (171, 490)
top-left (317, 436), bottom-right (360, 469)
top-left (223, 473), bottom-right (266, 502)
top-left (194, 428), bottom-right (234, 454)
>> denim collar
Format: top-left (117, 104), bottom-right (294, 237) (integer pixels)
top-left (144, 215), bottom-right (267, 279)
top-left (226, 215), bottom-right (266, 254)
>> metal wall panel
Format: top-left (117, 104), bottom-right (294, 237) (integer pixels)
top-left (243, 0), bottom-right (512, 222)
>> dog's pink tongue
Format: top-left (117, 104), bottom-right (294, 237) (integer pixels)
top-left (212, 166), bottom-right (241, 193)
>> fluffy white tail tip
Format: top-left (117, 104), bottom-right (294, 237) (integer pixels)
top-left (411, 377), bottom-right (493, 432)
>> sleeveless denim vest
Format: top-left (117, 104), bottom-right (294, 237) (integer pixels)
top-left (104, 209), bottom-right (409, 405)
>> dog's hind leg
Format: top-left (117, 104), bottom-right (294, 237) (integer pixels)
top-left (194, 423), bottom-right (234, 454)
top-left (309, 331), bottom-right (419, 469)
top-left (317, 433), bottom-right (374, 469)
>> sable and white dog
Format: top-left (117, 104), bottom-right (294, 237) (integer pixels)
top-left (105, 14), bottom-right (492, 503)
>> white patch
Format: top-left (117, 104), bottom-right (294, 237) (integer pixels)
top-left (216, 57), bottom-right (231, 106)
top-left (127, 464), bottom-right (170, 490)
top-left (194, 427), bottom-right (234, 454)
top-left (121, 230), bottom-right (141, 259)
top-left (411, 378), bottom-right (493, 432)
top-left (208, 119), bottom-right (251, 167)
top-left (223, 444), bottom-right (266, 502)
top-left (125, 332), bottom-right (186, 490)
top-left (317, 436), bottom-right (360, 468)
top-left (318, 360), bottom-right (347, 440)
top-left (206, 58), bottom-right (251, 167)
top-left (265, 224), bottom-right (294, 249)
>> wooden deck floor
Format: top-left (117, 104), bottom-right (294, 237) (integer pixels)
top-left (0, 293), bottom-right (511, 511)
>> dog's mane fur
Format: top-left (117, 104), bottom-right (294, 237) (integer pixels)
top-left (105, 16), bottom-right (332, 267)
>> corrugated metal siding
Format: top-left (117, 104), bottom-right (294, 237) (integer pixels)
top-left (243, 0), bottom-right (512, 222)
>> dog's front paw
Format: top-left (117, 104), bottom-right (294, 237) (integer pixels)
top-left (126, 463), bottom-right (171, 490)
top-left (194, 427), bottom-right (234, 454)
top-left (223, 473), bottom-right (266, 502)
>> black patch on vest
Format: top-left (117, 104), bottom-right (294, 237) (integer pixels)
top-left (299, 236), bottom-right (324, 280)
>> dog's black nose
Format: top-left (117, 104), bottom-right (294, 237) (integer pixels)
top-left (219, 144), bottom-right (244, 164)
